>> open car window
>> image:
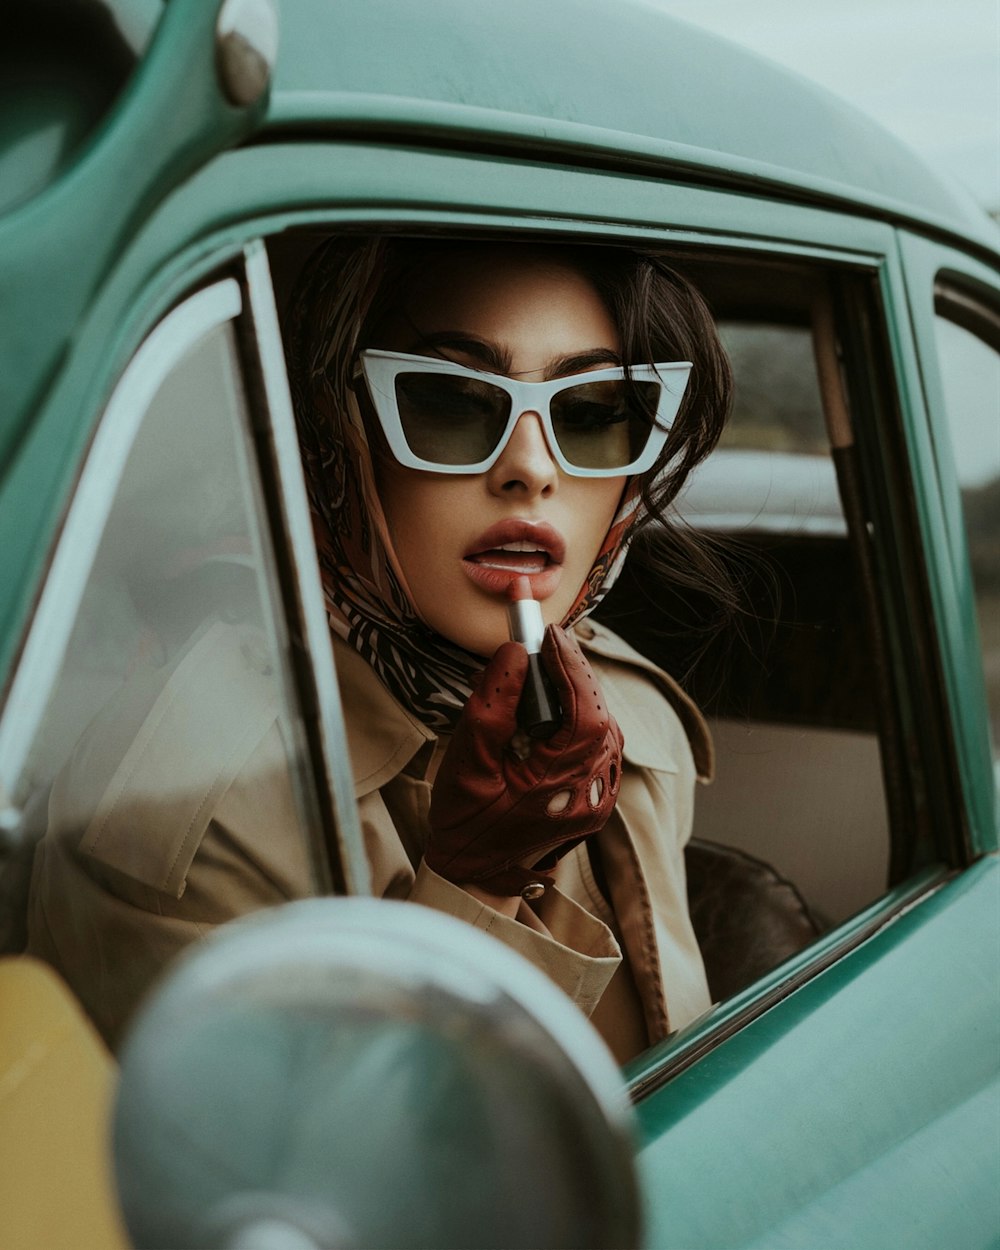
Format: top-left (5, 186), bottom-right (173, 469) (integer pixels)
top-left (268, 233), bottom-right (962, 1063)
top-left (597, 251), bottom-right (948, 1035)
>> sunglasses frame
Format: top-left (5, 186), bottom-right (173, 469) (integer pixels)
top-left (357, 349), bottom-right (692, 477)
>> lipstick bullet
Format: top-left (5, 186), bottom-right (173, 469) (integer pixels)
top-left (507, 576), bottom-right (561, 739)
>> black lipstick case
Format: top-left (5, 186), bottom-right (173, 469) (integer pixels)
top-left (507, 598), bottom-right (561, 739)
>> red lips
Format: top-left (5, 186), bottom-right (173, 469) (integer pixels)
top-left (462, 519), bottom-right (565, 598)
top-left (464, 519), bottom-right (565, 563)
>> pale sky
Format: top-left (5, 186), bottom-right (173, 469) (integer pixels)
top-left (646, 0), bottom-right (1000, 210)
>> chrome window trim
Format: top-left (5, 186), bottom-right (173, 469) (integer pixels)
top-left (241, 241), bottom-right (369, 893)
top-left (0, 280), bottom-right (242, 798)
top-left (625, 865), bottom-right (954, 1102)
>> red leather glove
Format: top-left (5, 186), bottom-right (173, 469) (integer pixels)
top-left (426, 625), bottom-right (624, 898)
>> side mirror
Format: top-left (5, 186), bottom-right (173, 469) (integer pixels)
top-left (113, 898), bottom-right (642, 1249)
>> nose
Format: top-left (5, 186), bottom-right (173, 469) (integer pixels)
top-left (485, 410), bottom-right (559, 498)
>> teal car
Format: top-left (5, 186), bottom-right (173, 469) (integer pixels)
top-left (1, 2), bottom-right (997, 1247)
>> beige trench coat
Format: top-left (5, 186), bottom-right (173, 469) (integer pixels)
top-left (27, 616), bottom-right (712, 1060)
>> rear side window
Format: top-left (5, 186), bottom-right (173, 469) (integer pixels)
top-left (933, 286), bottom-right (1000, 763)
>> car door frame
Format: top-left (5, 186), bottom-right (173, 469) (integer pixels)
top-left (895, 231), bottom-right (1000, 847)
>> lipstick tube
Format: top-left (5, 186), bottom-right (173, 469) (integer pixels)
top-left (507, 577), bottom-right (561, 739)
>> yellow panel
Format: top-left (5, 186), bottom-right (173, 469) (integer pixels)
top-left (0, 957), bottom-right (129, 1250)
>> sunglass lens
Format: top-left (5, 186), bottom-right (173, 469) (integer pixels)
top-left (551, 379), bottom-right (660, 469)
top-left (395, 373), bottom-right (512, 465)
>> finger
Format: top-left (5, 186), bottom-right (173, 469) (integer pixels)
top-left (462, 640), bottom-right (528, 755)
top-left (540, 625), bottom-right (607, 740)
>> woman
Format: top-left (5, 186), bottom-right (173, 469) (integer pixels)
top-left (26, 234), bottom-right (730, 1057)
top-left (287, 236), bottom-right (732, 1062)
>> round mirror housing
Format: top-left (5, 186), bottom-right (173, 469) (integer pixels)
top-left (113, 899), bottom-right (642, 1249)
top-left (215, 0), bottom-right (278, 107)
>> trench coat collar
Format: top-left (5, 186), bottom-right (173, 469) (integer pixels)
top-left (574, 620), bottom-right (714, 783)
top-left (332, 618), bottom-right (714, 798)
top-left (331, 635), bottom-right (436, 799)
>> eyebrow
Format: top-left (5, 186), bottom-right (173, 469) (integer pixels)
top-left (407, 333), bottom-right (512, 373)
top-left (545, 348), bottom-right (622, 378)
top-left (406, 332), bottom-right (622, 379)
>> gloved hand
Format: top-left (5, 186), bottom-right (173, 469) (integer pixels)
top-left (426, 625), bottom-right (624, 898)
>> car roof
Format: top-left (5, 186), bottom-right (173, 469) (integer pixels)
top-left (2, 0), bottom-right (995, 247)
top-left (267, 0), bottom-right (994, 245)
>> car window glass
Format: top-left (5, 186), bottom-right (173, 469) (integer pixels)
top-left (933, 304), bottom-right (1000, 762)
top-left (684, 323), bottom-right (842, 536)
top-left (718, 322), bottom-right (830, 454)
top-left (1, 286), bottom-right (322, 1048)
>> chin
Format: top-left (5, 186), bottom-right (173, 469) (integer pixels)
top-left (422, 605), bottom-right (506, 659)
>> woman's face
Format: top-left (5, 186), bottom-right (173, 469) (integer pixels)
top-left (370, 248), bottom-right (627, 658)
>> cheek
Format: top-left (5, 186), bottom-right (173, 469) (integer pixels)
top-left (541, 476), bottom-right (626, 624)
top-left (567, 478), bottom-right (626, 562)
top-left (377, 468), bottom-right (466, 591)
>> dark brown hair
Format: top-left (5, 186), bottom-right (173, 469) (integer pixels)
top-left (286, 234), bottom-right (739, 673)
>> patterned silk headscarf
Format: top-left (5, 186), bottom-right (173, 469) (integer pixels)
top-left (288, 238), bottom-right (640, 733)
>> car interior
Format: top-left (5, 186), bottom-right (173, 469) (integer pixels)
top-left (597, 251), bottom-right (896, 1002)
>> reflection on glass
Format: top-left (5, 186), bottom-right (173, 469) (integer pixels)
top-left (680, 323), bottom-right (842, 535)
top-left (718, 323), bottom-right (829, 455)
top-left (9, 318), bottom-right (320, 1048)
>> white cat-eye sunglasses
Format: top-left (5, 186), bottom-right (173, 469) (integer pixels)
top-left (356, 349), bottom-right (692, 477)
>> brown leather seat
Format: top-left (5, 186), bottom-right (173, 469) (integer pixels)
top-left (686, 837), bottom-right (824, 1003)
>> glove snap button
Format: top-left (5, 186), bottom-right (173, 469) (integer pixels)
top-left (521, 881), bottom-right (546, 901)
